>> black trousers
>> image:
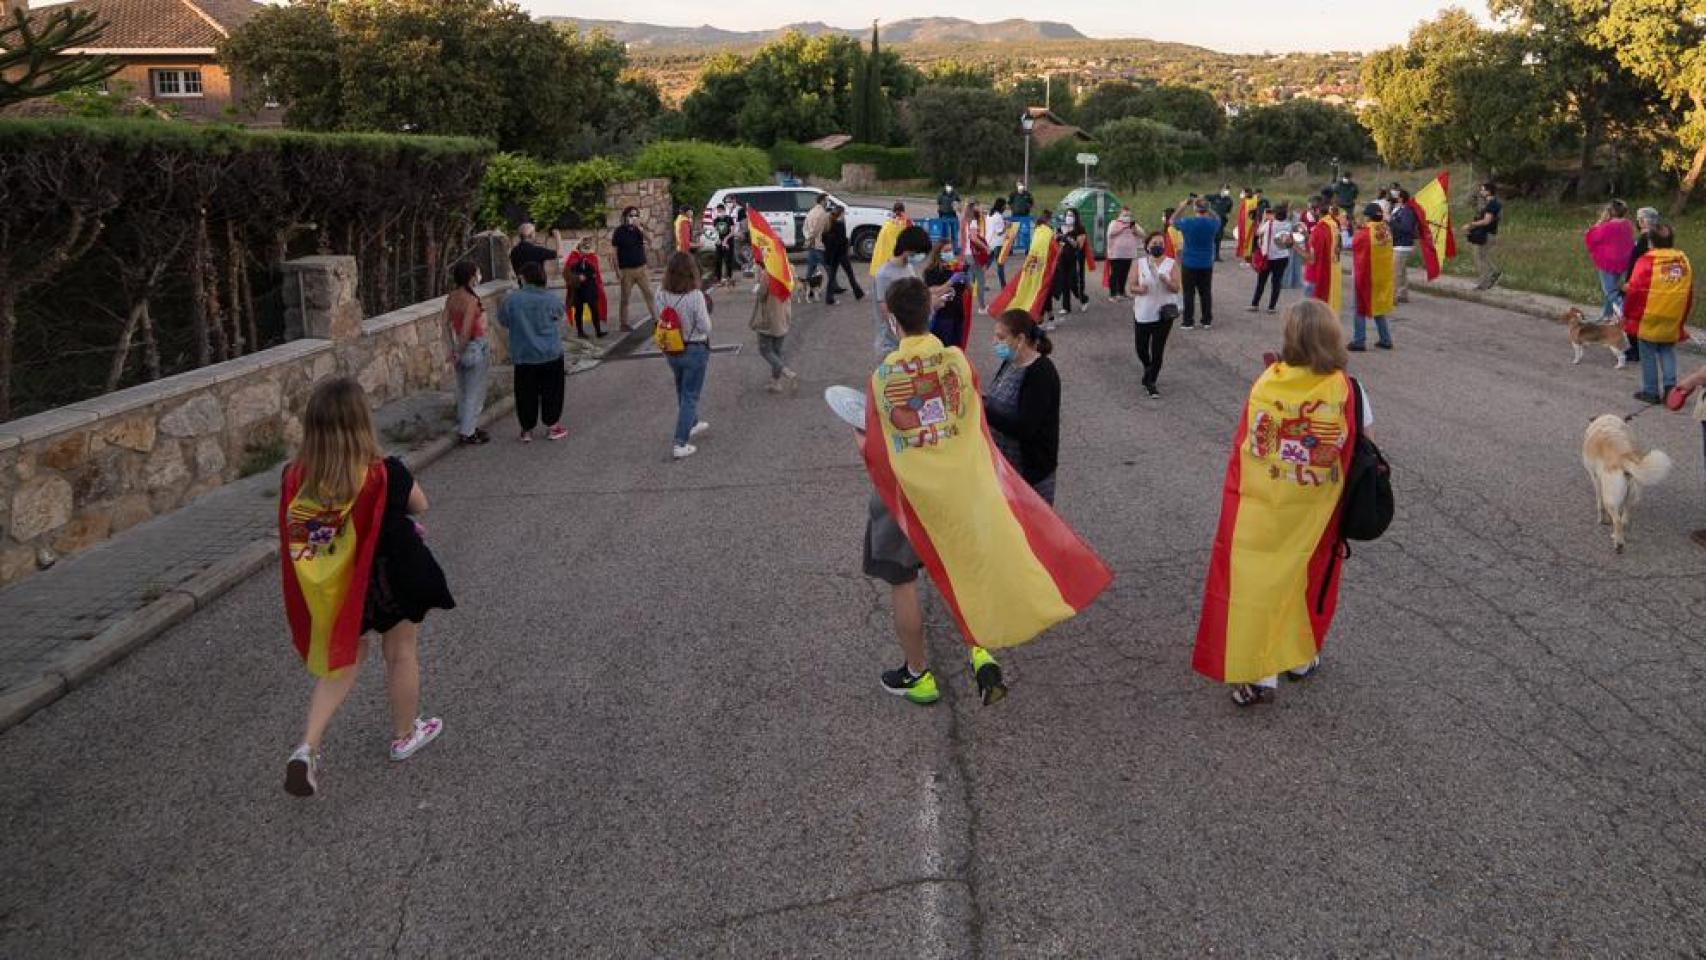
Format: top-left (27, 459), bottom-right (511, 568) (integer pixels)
top-left (715, 244), bottom-right (736, 281)
top-left (1251, 258), bottom-right (1289, 309)
top-left (825, 250), bottom-right (862, 301)
top-left (1134, 318), bottom-right (1173, 387)
top-left (1108, 258), bottom-right (1133, 297)
top-left (570, 290), bottom-right (603, 337)
top-left (1181, 266), bottom-right (1214, 324)
top-left (513, 355), bottom-right (565, 432)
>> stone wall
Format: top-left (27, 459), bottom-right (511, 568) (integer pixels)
top-left (555, 177), bottom-right (678, 273)
top-left (0, 256), bottom-right (519, 588)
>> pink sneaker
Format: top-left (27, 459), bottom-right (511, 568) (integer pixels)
top-left (546, 424), bottom-right (568, 442)
top-left (518, 430), bottom-right (532, 444)
top-left (390, 717), bottom-right (443, 761)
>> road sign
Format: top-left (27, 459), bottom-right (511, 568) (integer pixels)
top-left (1076, 153), bottom-right (1099, 166)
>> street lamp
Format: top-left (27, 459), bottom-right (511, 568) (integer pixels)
top-left (1021, 112), bottom-right (1035, 190)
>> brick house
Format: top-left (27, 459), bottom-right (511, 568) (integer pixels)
top-left (4, 0), bottom-right (280, 124)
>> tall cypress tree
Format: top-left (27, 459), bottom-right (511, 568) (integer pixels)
top-left (865, 22), bottom-right (886, 143)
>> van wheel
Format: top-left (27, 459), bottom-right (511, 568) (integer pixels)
top-left (853, 228), bottom-right (878, 262)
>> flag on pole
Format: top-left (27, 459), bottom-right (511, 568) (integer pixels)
top-left (747, 213), bottom-right (794, 300)
top-left (862, 336), bottom-right (1112, 650)
top-left (987, 223), bottom-right (1060, 319)
top-left (1353, 221), bottom-right (1395, 318)
top-left (1409, 171), bottom-right (1456, 281)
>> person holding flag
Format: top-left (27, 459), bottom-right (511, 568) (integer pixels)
top-left (1388, 189), bottom-right (1418, 304)
top-left (1302, 203), bottom-right (1344, 318)
top-left (858, 277), bottom-right (1112, 706)
top-left (1350, 203), bottom-right (1396, 351)
top-left (987, 209), bottom-right (1061, 325)
top-left (1160, 207), bottom-right (1184, 261)
top-left (1193, 299), bottom-right (1370, 707)
top-left (1406, 171), bottom-right (1457, 284)
top-left (747, 211), bottom-right (798, 393)
top-left (961, 198), bottom-right (991, 309)
top-left (280, 377), bottom-right (454, 797)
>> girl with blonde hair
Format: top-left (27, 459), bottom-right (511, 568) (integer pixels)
top-left (279, 378), bottom-right (454, 796)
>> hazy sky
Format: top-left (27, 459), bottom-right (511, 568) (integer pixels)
top-left (517, 0), bottom-right (1494, 53)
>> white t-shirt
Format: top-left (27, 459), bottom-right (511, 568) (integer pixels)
top-left (1131, 256), bottom-right (1181, 324)
top-left (1257, 219), bottom-right (1292, 260)
top-left (985, 212), bottom-right (1007, 250)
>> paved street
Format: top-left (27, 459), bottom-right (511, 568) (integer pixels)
top-left (3, 263), bottom-right (1705, 956)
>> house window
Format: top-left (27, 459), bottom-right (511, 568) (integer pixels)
top-left (152, 69), bottom-right (204, 99)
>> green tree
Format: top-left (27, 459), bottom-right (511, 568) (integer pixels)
top-left (1, 6), bottom-right (121, 110)
top-left (1576, 0), bottom-right (1706, 210)
top-left (1223, 99), bottom-right (1373, 168)
top-left (852, 21), bottom-right (881, 143)
top-left (220, 0), bottom-right (650, 159)
top-left (1075, 81), bottom-right (1151, 132)
top-left (907, 85), bottom-right (1022, 187)
top-left (1094, 118), bottom-right (1191, 191)
top-left (1360, 9), bottom-right (1554, 176)
top-left (1007, 75), bottom-right (1076, 120)
top-left (922, 60), bottom-right (994, 89)
top-left (1076, 82), bottom-right (1223, 141)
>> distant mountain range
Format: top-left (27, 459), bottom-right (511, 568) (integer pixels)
top-left (548, 17), bottom-right (1088, 49)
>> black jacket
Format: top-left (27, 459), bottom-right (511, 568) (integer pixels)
top-left (823, 220), bottom-right (850, 257)
top-left (984, 357), bottom-right (1061, 485)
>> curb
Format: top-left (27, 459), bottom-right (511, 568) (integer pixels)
top-left (1408, 278), bottom-right (1706, 356)
top-left (0, 394), bottom-right (519, 736)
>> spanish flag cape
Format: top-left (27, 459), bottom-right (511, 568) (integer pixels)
top-left (565, 250), bottom-right (607, 322)
top-left (1623, 248), bottom-right (1695, 344)
top-left (1305, 215), bottom-right (1343, 317)
top-left (987, 223), bottom-right (1059, 319)
top-left (1161, 220), bottom-right (1183, 260)
top-left (869, 215), bottom-right (911, 277)
top-left (1408, 170), bottom-right (1456, 280)
top-left (748, 210), bottom-right (795, 300)
top-left (862, 335), bottom-right (1112, 648)
top-left (996, 222), bottom-right (1020, 267)
top-left (1234, 196), bottom-right (1255, 260)
top-left (1193, 364), bottom-right (1356, 683)
top-left (673, 213), bottom-right (694, 253)
top-left (1352, 220), bottom-right (1396, 318)
top-left (279, 461), bottom-right (388, 677)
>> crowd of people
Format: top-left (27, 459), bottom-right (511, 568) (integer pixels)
top-left (271, 175), bottom-right (1698, 797)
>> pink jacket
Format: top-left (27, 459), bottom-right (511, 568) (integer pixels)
top-left (1584, 219), bottom-right (1635, 274)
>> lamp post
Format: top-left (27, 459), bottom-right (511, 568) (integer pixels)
top-left (1021, 112), bottom-right (1035, 190)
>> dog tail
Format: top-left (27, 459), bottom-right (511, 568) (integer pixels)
top-left (1624, 449), bottom-right (1672, 486)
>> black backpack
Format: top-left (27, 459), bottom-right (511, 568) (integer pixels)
top-left (1339, 377), bottom-right (1393, 541)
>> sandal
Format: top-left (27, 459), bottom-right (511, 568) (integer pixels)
top-left (1230, 684), bottom-right (1271, 707)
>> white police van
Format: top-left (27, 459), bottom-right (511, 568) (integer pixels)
top-left (699, 186), bottom-right (892, 262)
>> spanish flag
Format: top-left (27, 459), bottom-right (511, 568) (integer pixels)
top-left (997, 222), bottom-right (1019, 267)
top-left (1624, 248), bottom-right (1695, 344)
top-left (279, 461), bottom-right (388, 677)
top-left (748, 210), bottom-right (794, 300)
top-left (869, 215), bottom-right (911, 276)
top-left (1193, 365), bottom-right (1356, 682)
top-left (987, 223), bottom-right (1059, 319)
top-left (1234, 196), bottom-right (1254, 260)
top-left (673, 213), bottom-right (694, 254)
top-left (863, 335), bottom-right (1112, 649)
top-left (1306, 215), bottom-right (1343, 317)
top-left (1162, 222), bottom-right (1183, 260)
top-left (1353, 221), bottom-right (1395, 318)
top-left (1409, 171), bottom-right (1456, 280)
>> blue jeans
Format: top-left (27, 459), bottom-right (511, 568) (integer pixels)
top-left (1353, 314), bottom-right (1391, 347)
top-left (1597, 269), bottom-right (1623, 321)
top-left (454, 339), bottom-right (491, 437)
top-left (1638, 339), bottom-right (1676, 396)
top-left (805, 248), bottom-right (823, 282)
top-left (667, 343), bottom-right (710, 445)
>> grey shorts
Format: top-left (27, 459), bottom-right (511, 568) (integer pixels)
top-left (862, 493), bottom-right (921, 585)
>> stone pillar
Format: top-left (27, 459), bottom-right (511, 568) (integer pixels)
top-left (472, 230), bottom-right (514, 283)
top-left (604, 178), bottom-right (675, 269)
top-left (280, 256), bottom-right (361, 341)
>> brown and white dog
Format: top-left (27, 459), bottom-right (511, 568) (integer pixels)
top-left (1582, 414), bottom-right (1671, 553)
top-left (1567, 307), bottom-right (1628, 368)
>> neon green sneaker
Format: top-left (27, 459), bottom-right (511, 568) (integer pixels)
top-left (881, 664), bottom-right (940, 704)
top-left (969, 647), bottom-right (1007, 706)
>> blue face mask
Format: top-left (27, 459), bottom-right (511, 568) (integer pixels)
top-left (993, 341), bottom-right (1015, 362)
top-left (907, 253), bottom-right (927, 267)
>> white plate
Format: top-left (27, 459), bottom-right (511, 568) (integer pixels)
top-left (823, 385), bottom-right (867, 430)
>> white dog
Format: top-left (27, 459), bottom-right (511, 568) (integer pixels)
top-left (1582, 414), bottom-right (1671, 553)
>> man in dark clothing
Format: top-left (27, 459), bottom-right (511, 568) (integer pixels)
top-left (937, 184), bottom-right (960, 249)
top-left (1175, 199), bottom-right (1221, 329)
top-left (1207, 186), bottom-right (1234, 260)
top-left (610, 205), bottom-right (656, 332)
top-left (1388, 190), bottom-right (1419, 303)
top-left (1009, 182), bottom-right (1034, 218)
top-left (509, 222), bottom-right (556, 280)
top-left (1469, 181), bottom-right (1503, 289)
top-left (1333, 174), bottom-right (1359, 213)
top-left (712, 203), bottom-right (737, 284)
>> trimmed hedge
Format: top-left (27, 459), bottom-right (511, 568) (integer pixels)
top-left (629, 140), bottom-right (770, 211)
top-left (770, 141), bottom-right (843, 179)
top-left (0, 119), bottom-right (489, 419)
top-left (769, 140), bottom-right (921, 182)
top-left (477, 152), bottom-right (628, 230)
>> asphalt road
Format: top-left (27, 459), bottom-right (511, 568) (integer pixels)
top-left (3, 262), bottom-right (1705, 957)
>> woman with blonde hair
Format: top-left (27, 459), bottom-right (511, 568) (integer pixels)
top-left (279, 378), bottom-right (454, 796)
top-left (1192, 299), bottom-right (1373, 707)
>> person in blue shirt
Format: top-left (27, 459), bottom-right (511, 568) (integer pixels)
top-left (1174, 199), bottom-right (1221, 329)
top-left (498, 260), bottom-right (569, 443)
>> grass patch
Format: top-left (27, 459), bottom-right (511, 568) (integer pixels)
top-left (874, 167), bottom-right (1706, 306)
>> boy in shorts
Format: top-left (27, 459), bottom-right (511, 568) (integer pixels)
top-left (862, 277), bottom-right (1006, 706)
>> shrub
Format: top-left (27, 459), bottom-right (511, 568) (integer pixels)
top-left (629, 140), bottom-right (771, 211)
top-left (837, 143), bottom-right (919, 180)
top-left (477, 153), bottom-right (628, 230)
top-left (770, 141), bottom-right (844, 180)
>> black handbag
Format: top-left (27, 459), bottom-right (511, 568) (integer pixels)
top-left (1159, 303), bottom-right (1180, 323)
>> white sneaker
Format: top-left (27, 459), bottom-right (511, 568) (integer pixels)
top-left (284, 743), bottom-right (318, 797)
top-left (690, 421), bottom-right (710, 438)
top-left (672, 443), bottom-right (697, 460)
top-left (390, 717), bottom-right (443, 762)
